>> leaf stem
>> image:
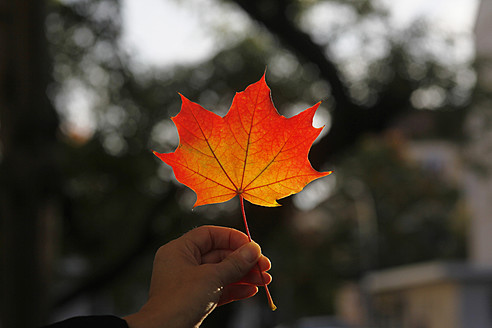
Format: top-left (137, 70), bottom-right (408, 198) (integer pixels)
top-left (239, 195), bottom-right (277, 311)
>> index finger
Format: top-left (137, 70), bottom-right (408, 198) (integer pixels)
top-left (182, 225), bottom-right (251, 256)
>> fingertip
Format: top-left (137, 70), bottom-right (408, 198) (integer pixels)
top-left (217, 241), bottom-right (262, 286)
top-left (218, 285), bottom-right (259, 306)
top-left (257, 255), bottom-right (271, 271)
top-left (263, 271), bottom-right (272, 285)
top-left (239, 241), bottom-right (261, 264)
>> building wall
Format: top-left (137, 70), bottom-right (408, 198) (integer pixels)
top-left (466, 0), bottom-right (492, 268)
top-left (459, 282), bottom-right (492, 328)
top-left (371, 282), bottom-right (459, 328)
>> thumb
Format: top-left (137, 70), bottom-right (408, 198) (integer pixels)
top-left (215, 241), bottom-right (261, 286)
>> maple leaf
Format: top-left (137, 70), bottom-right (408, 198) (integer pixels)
top-left (154, 74), bottom-right (332, 208)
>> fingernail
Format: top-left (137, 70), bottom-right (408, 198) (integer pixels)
top-left (240, 241), bottom-right (261, 263)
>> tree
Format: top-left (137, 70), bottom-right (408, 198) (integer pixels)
top-left (0, 1), bottom-right (61, 327)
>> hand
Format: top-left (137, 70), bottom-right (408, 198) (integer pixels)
top-left (124, 225), bottom-right (271, 328)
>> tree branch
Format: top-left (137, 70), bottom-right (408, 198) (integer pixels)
top-left (229, 0), bottom-right (413, 165)
top-left (232, 0), bottom-right (353, 110)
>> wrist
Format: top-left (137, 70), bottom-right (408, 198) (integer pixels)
top-left (124, 302), bottom-right (198, 328)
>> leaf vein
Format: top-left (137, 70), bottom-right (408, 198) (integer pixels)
top-left (169, 159), bottom-right (236, 192)
top-left (188, 106), bottom-right (238, 191)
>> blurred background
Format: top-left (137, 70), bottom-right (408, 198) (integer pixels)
top-left (1, 0), bottom-right (491, 327)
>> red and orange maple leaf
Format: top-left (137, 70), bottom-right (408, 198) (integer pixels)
top-left (154, 74), bottom-right (331, 208)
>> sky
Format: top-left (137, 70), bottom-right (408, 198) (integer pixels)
top-left (384, 0), bottom-right (479, 31)
top-left (121, 0), bottom-right (480, 68)
top-left (120, 0), bottom-right (252, 69)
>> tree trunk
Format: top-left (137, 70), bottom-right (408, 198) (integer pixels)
top-left (0, 0), bottom-right (60, 326)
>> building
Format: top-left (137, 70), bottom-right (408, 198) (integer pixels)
top-left (350, 2), bottom-right (492, 327)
